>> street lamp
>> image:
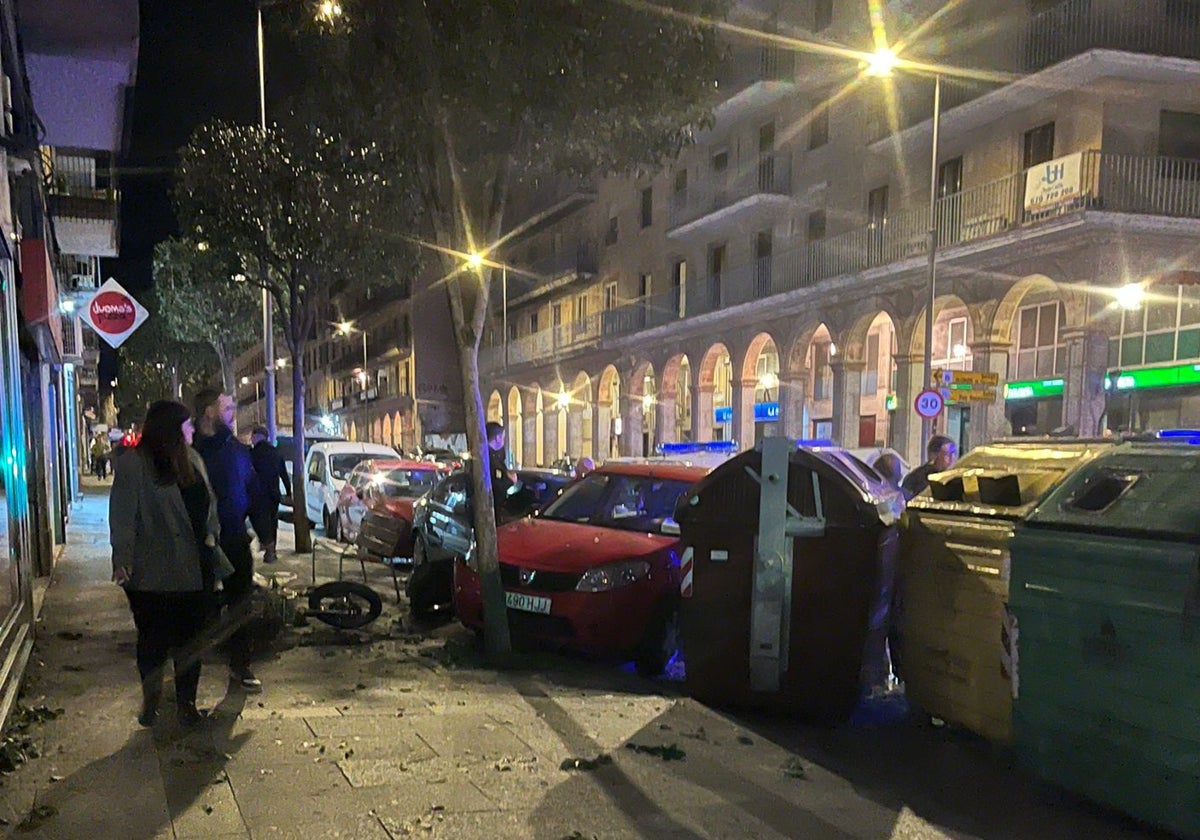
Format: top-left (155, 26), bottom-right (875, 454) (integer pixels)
top-left (869, 46), bottom-right (942, 452)
top-left (253, 1), bottom-right (345, 444)
top-left (465, 251), bottom-right (509, 371)
top-left (337, 319), bottom-right (368, 371)
top-left (1116, 283), bottom-right (1145, 311)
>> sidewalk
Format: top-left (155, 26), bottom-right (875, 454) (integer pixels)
top-left (0, 479), bottom-right (1173, 839)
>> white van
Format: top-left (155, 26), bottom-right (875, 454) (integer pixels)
top-left (304, 441), bottom-right (400, 531)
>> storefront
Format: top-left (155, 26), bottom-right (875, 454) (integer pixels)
top-left (1104, 361), bottom-right (1200, 432)
top-left (1004, 377), bottom-right (1065, 436)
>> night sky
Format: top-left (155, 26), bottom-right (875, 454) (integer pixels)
top-left (100, 0), bottom-right (297, 381)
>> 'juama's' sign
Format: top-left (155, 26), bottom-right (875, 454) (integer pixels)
top-left (84, 279), bottom-right (148, 348)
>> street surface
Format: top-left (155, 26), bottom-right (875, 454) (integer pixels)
top-left (0, 479), bottom-right (1176, 839)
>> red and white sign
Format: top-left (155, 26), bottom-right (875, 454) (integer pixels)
top-left (85, 278), bottom-right (148, 348)
top-left (679, 546), bottom-right (694, 599)
top-left (914, 388), bottom-right (945, 419)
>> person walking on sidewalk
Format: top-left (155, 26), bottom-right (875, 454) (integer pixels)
top-left (90, 432), bottom-right (111, 479)
top-left (110, 400), bottom-right (228, 727)
top-left (248, 426), bottom-right (290, 564)
top-left (193, 388), bottom-right (269, 693)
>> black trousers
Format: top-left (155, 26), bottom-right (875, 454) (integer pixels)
top-left (221, 535), bottom-right (256, 670)
top-left (125, 589), bottom-right (209, 705)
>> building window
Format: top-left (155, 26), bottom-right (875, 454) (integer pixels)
top-left (603, 282), bottom-right (618, 311)
top-left (640, 187), bottom-right (653, 228)
top-left (1159, 110), bottom-right (1200, 161)
top-left (935, 315), bottom-right (973, 372)
top-left (1113, 285), bottom-right (1200, 367)
top-left (529, 311), bottom-right (539, 333)
top-left (809, 100), bottom-right (829, 149)
top-left (507, 320), bottom-right (518, 341)
top-left (862, 332), bottom-right (880, 395)
top-left (1023, 122), bottom-right (1056, 169)
top-left (807, 210), bottom-right (827, 241)
top-left (574, 294), bottom-right (589, 323)
top-left (711, 150), bottom-right (729, 173)
top-left (605, 215), bottom-right (619, 245)
top-left (638, 273), bottom-right (652, 298)
top-left (812, 340), bottom-right (832, 400)
top-left (552, 301), bottom-right (563, 327)
top-left (814, 0), bottom-right (833, 31)
top-left (1016, 301), bottom-right (1065, 378)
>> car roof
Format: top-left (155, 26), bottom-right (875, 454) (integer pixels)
top-left (596, 462), bottom-right (709, 482)
top-left (356, 458), bottom-right (440, 472)
top-left (309, 442), bottom-right (399, 457)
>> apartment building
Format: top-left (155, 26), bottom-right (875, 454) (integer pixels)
top-left (479, 0), bottom-right (1200, 466)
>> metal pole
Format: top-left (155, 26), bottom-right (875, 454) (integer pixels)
top-left (362, 330), bottom-right (368, 370)
top-left (921, 73), bottom-right (942, 454)
top-left (257, 4), bottom-right (278, 442)
top-left (502, 266), bottom-right (508, 371)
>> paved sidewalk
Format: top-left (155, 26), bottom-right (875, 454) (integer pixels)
top-left (0, 480), bottom-right (1174, 839)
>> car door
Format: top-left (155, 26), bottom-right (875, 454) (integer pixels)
top-left (306, 450), bottom-right (326, 523)
top-left (422, 472), bottom-right (470, 562)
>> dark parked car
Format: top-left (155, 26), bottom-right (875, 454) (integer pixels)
top-left (407, 468), bottom-right (571, 619)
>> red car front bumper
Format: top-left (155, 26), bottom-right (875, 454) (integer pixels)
top-left (453, 559), bottom-right (672, 654)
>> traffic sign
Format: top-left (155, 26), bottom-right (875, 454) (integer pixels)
top-left (914, 388), bottom-right (945, 419)
top-left (84, 278), bottom-right (148, 348)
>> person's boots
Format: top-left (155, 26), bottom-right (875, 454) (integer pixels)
top-left (139, 674), bottom-right (162, 727)
top-left (262, 542), bottom-right (277, 564)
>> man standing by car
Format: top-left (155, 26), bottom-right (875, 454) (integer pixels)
top-left (248, 426), bottom-right (290, 564)
top-left (193, 388), bottom-right (268, 692)
top-left (900, 435), bottom-right (957, 500)
top-left (486, 421), bottom-right (515, 514)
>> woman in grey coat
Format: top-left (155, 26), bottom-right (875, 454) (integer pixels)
top-left (110, 400), bottom-right (226, 726)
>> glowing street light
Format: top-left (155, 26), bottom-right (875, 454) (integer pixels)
top-left (240, 376), bottom-right (251, 385)
top-left (865, 47), bottom-right (899, 78)
top-left (758, 371), bottom-right (779, 391)
top-left (316, 0), bottom-right (342, 22)
top-left (466, 251), bottom-right (485, 271)
top-left (1116, 283), bottom-right (1146, 311)
top-left (555, 390), bottom-right (571, 411)
top-left (336, 319), bottom-right (354, 336)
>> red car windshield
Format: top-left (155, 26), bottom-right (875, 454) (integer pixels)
top-left (539, 472), bottom-right (691, 533)
top-left (374, 468), bottom-right (440, 498)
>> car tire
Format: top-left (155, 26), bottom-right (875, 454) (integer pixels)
top-left (407, 538), bottom-right (450, 621)
top-left (323, 508), bottom-right (336, 540)
top-left (634, 602), bottom-right (679, 678)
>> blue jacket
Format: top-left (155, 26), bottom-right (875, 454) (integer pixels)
top-left (194, 425), bottom-right (265, 547)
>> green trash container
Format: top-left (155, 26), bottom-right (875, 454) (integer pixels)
top-left (899, 440), bottom-right (1112, 743)
top-left (1010, 442), bottom-right (1200, 839)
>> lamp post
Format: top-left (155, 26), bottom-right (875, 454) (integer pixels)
top-left (337, 319), bottom-right (369, 381)
top-left (867, 48), bottom-right (942, 453)
top-left (256, 0), bottom-right (343, 444)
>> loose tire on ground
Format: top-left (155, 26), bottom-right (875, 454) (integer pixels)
top-left (307, 580), bottom-right (382, 629)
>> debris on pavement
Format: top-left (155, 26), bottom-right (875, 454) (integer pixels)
top-left (624, 742), bottom-right (685, 761)
top-left (0, 705), bottom-right (63, 773)
top-left (783, 756), bottom-right (808, 779)
top-left (560, 753), bottom-right (612, 772)
top-left (16, 803), bottom-right (57, 831)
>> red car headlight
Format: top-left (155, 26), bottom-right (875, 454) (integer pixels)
top-left (575, 560), bottom-right (651, 593)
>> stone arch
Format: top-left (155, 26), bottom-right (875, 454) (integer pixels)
top-left (784, 319), bottom-right (827, 378)
top-left (908, 293), bottom-right (977, 359)
top-left (698, 343), bottom-right (733, 441)
top-left (660, 353), bottom-right (693, 444)
top-left (393, 411), bottom-right (404, 450)
top-left (568, 371), bottom-right (594, 460)
top-left (534, 388), bottom-right (545, 467)
top-left (987, 273), bottom-right (1087, 343)
top-left (628, 361), bottom-right (658, 456)
top-left (597, 364), bottom-right (621, 460)
top-left (373, 416), bottom-right (384, 444)
top-left (486, 390), bottom-right (503, 423)
top-left (507, 386), bottom-right (523, 467)
top-left (383, 414), bottom-right (392, 448)
top-left (348, 420), bottom-right (357, 442)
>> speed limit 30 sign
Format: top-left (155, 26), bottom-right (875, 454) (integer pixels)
top-left (914, 388), bottom-right (945, 419)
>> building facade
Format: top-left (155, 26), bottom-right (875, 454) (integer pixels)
top-left (478, 0), bottom-right (1200, 467)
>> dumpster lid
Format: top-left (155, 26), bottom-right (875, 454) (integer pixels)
top-left (1025, 442), bottom-right (1200, 539)
top-left (908, 440), bottom-right (1114, 518)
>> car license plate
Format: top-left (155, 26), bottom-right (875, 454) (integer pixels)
top-left (504, 591), bottom-right (551, 614)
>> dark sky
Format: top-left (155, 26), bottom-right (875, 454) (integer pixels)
top-left (101, 0), bottom-right (295, 380)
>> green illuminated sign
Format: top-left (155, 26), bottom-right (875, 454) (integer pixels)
top-left (885, 394), bottom-right (898, 411)
top-left (1004, 378), bottom-right (1064, 400)
top-left (1104, 362), bottom-right (1200, 391)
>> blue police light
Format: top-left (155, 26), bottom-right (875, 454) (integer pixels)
top-left (794, 438), bottom-right (836, 448)
top-left (658, 440), bottom-right (738, 456)
top-left (1156, 429), bottom-right (1200, 445)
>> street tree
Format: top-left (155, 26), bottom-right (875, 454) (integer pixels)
top-left (153, 237), bottom-right (260, 393)
top-left (174, 121), bottom-right (417, 552)
top-left (114, 294), bottom-right (218, 425)
top-left (303, 0), bottom-right (727, 657)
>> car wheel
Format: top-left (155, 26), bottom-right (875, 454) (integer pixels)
top-left (634, 603), bottom-right (679, 678)
top-left (323, 509), bottom-right (336, 539)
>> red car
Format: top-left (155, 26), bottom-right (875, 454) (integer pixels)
top-left (453, 462), bottom-right (707, 675)
top-left (334, 459), bottom-right (442, 552)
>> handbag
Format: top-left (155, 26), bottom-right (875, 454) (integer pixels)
top-left (204, 539), bottom-right (237, 581)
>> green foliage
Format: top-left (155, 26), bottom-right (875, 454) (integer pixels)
top-left (153, 238), bottom-right (259, 351)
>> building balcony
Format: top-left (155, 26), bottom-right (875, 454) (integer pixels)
top-left (47, 185), bottom-right (119, 258)
top-left (667, 154), bottom-right (793, 238)
top-left (711, 45), bottom-right (797, 123)
top-left (492, 150), bottom-right (1200, 368)
top-left (1023, 0), bottom-right (1200, 71)
top-left (505, 245), bottom-right (598, 306)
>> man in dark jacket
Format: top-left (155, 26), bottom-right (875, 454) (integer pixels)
top-left (248, 426), bottom-right (290, 564)
top-left (193, 388), bottom-right (268, 692)
top-left (900, 434), bottom-right (958, 500)
top-left (486, 421), bottom-right (515, 515)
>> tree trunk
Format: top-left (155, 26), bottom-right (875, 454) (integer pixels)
top-left (291, 358), bottom-right (312, 553)
top-left (213, 341), bottom-right (235, 395)
top-left (456, 338), bottom-right (511, 659)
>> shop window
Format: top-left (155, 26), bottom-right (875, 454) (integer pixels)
top-left (1178, 328), bottom-right (1200, 360)
top-left (1120, 335), bottom-right (1144, 366)
top-left (1016, 301), bottom-right (1064, 379)
top-left (1145, 332), bottom-right (1175, 364)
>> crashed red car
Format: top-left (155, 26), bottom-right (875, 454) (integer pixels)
top-left (334, 459), bottom-right (441, 554)
top-left (453, 462), bottom-right (707, 675)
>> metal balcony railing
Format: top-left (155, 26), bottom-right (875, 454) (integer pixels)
top-left (483, 151), bottom-right (1200, 371)
top-left (668, 153), bottom-right (792, 229)
top-left (1023, 0), bottom-right (1200, 70)
top-left (45, 153), bottom-right (118, 224)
